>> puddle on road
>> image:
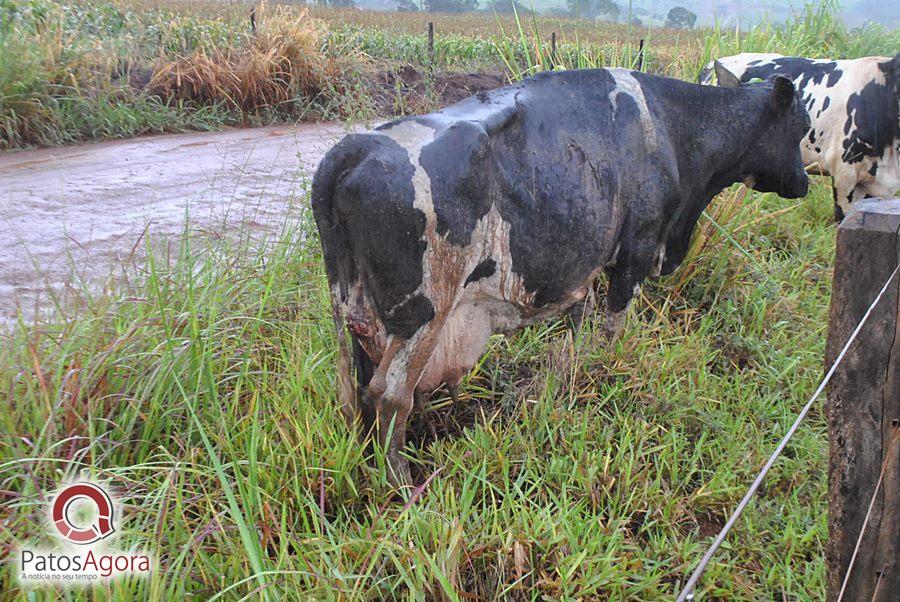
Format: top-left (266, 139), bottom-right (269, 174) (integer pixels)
top-left (0, 123), bottom-right (354, 324)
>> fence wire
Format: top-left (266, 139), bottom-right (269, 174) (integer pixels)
top-left (675, 262), bottom-right (900, 602)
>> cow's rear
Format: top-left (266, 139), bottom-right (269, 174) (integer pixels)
top-left (312, 134), bottom-right (399, 434)
top-left (312, 121), bottom-right (501, 484)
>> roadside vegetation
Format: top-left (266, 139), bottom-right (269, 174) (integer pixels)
top-left (1, 176), bottom-right (836, 599)
top-left (0, 0), bottom-right (896, 599)
top-left (0, 0), bottom-right (372, 148)
top-left (2, 0), bottom-right (898, 149)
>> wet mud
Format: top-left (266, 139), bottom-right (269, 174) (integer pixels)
top-left (0, 123), bottom-right (352, 322)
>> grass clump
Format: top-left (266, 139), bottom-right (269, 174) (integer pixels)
top-left (148, 4), bottom-right (364, 121)
top-left (0, 0), bottom-right (235, 147)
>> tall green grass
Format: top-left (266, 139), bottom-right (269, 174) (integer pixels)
top-left (495, 0), bottom-right (900, 81)
top-left (0, 0), bottom-right (368, 148)
top-left (1, 175), bottom-right (837, 598)
top-left (0, 0), bottom-right (240, 147)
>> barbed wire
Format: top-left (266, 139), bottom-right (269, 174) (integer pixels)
top-left (675, 262), bottom-right (900, 602)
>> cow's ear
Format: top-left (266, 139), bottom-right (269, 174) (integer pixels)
top-left (771, 75), bottom-right (795, 112)
top-left (714, 61), bottom-right (741, 88)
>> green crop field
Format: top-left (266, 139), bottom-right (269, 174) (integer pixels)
top-left (1, 0), bottom-right (896, 599)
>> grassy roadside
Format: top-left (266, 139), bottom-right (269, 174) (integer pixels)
top-left (0, 0), bottom-right (374, 149)
top-left (1, 173), bottom-right (836, 598)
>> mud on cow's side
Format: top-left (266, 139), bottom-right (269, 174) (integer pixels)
top-left (702, 53), bottom-right (900, 220)
top-left (311, 68), bottom-right (810, 485)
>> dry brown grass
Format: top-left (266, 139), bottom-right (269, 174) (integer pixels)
top-left (148, 3), bottom-right (358, 116)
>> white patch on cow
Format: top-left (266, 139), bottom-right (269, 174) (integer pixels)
top-left (418, 301), bottom-right (493, 391)
top-left (382, 333), bottom-right (412, 398)
top-left (608, 69), bottom-right (657, 150)
top-left (379, 121), bottom-right (438, 221)
top-left (700, 53), bottom-right (784, 85)
top-left (609, 241), bottom-right (621, 266)
top-left (715, 53), bottom-right (785, 80)
top-left (849, 144), bottom-right (900, 205)
top-left (374, 121), bottom-right (442, 398)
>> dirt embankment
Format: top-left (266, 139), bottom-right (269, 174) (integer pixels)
top-left (372, 67), bottom-right (506, 114)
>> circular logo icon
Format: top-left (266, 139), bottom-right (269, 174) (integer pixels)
top-left (51, 483), bottom-right (115, 545)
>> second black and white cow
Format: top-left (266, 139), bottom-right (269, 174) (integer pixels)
top-left (702, 53), bottom-right (900, 219)
top-left (312, 69), bottom-right (809, 484)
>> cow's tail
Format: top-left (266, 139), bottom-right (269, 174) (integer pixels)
top-left (311, 139), bottom-right (375, 432)
top-left (698, 60), bottom-right (715, 85)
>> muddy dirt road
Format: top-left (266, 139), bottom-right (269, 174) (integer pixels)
top-left (0, 123), bottom-right (352, 322)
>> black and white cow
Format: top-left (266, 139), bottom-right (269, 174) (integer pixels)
top-left (701, 53), bottom-right (900, 219)
top-left (312, 69), bottom-right (809, 484)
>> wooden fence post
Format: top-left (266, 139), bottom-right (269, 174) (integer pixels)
top-left (825, 198), bottom-right (900, 601)
top-left (551, 31), bottom-right (557, 67)
top-left (427, 21), bottom-right (434, 73)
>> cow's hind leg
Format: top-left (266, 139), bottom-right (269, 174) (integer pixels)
top-left (332, 310), bottom-right (364, 426)
top-left (367, 319), bottom-right (447, 487)
top-left (349, 334), bottom-right (377, 435)
top-left (831, 168), bottom-right (868, 222)
top-left (604, 242), bottom-right (657, 341)
top-left (832, 181), bottom-right (878, 222)
top-left (330, 299), bottom-right (378, 438)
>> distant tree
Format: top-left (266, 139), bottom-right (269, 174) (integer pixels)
top-left (425, 0), bottom-right (478, 12)
top-left (487, 0), bottom-right (531, 14)
top-left (665, 6), bottom-right (697, 29)
top-left (630, 16), bottom-right (642, 26)
top-left (566, 0), bottom-right (620, 21)
top-left (320, 0), bottom-right (356, 7)
top-left (396, 0), bottom-right (420, 10)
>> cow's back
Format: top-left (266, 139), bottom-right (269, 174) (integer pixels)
top-left (332, 70), bottom-right (670, 312)
top-left (473, 70), bottom-right (640, 306)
